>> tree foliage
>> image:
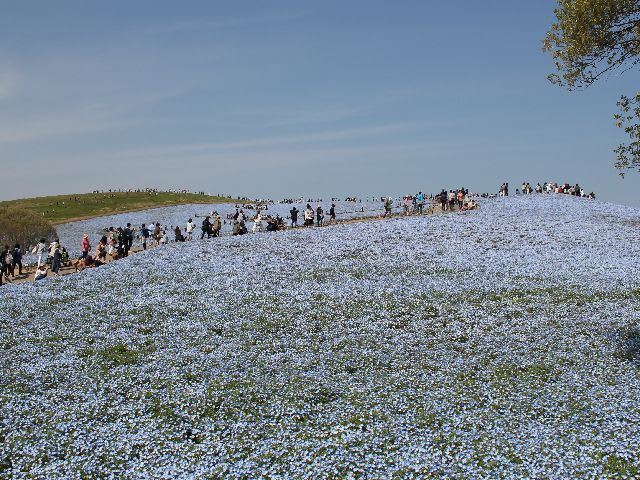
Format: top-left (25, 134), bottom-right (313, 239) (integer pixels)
top-left (543, 0), bottom-right (640, 174)
top-left (0, 207), bottom-right (57, 250)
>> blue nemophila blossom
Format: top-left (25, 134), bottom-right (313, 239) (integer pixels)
top-left (1, 195), bottom-right (640, 478)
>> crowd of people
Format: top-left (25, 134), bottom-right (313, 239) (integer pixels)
top-left (500, 181), bottom-right (595, 199)
top-left (1, 183), bottom-right (597, 285)
top-left (0, 239), bottom-right (73, 285)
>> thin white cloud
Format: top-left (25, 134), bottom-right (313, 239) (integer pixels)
top-left (260, 107), bottom-right (365, 128)
top-left (0, 107), bottom-right (130, 144)
top-left (0, 85), bottom-right (197, 144)
top-left (117, 123), bottom-right (421, 160)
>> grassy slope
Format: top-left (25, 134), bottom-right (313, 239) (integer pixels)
top-left (0, 191), bottom-right (244, 224)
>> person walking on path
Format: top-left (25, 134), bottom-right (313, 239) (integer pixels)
top-left (457, 190), bottom-right (464, 210)
top-left (417, 192), bottom-right (424, 214)
top-left (81, 234), bottom-right (91, 259)
top-left (140, 224), bottom-right (150, 250)
top-left (316, 205), bottom-right (324, 227)
top-left (11, 244), bottom-right (23, 277)
top-left (290, 206), bottom-right (299, 227)
top-left (328, 204), bottom-right (336, 224)
top-left (439, 190), bottom-right (447, 211)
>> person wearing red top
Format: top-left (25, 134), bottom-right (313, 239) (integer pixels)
top-left (81, 234), bottom-right (91, 259)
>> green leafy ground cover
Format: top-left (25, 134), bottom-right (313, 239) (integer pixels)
top-left (0, 191), bottom-right (242, 224)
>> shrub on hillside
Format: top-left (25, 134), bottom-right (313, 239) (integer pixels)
top-left (0, 207), bottom-right (58, 250)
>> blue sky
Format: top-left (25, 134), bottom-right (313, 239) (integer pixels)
top-left (1, 1), bottom-right (638, 204)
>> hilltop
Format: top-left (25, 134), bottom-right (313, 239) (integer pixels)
top-left (1, 195), bottom-right (640, 478)
top-left (0, 191), bottom-right (243, 225)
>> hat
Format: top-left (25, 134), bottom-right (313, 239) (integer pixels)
top-left (83, 234), bottom-right (89, 239)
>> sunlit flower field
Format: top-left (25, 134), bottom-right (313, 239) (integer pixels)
top-left (2, 195), bottom-right (640, 479)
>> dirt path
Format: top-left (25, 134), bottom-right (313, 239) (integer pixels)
top-left (50, 201), bottom-right (250, 225)
top-left (5, 204), bottom-right (458, 286)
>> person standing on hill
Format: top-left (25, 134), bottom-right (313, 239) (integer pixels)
top-left (174, 226), bottom-right (185, 242)
top-left (95, 237), bottom-right (107, 263)
top-left (201, 216), bottom-right (211, 239)
top-left (81, 234), bottom-right (91, 259)
top-left (316, 205), bottom-right (324, 227)
top-left (304, 205), bottom-right (314, 226)
top-left (11, 244), bottom-right (23, 277)
top-left (153, 223), bottom-right (162, 246)
top-left (212, 214), bottom-right (222, 237)
top-left (124, 223), bottom-right (133, 255)
top-left (383, 197), bottom-right (393, 216)
top-left (403, 196), bottom-right (410, 215)
top-left (439, 190), bottom-right (448, 211)
top-left (0, 245), bottom-right (11, 285)
top-left (51, 242), bottom-right (61, 276)
top-left (290, 206), bottom-right (299, 227)
top-left (116, 228), bottom-right (126, 256)
top-left (35, 239), bottom-right (47, 267)
top-left (140, 224), bottom-right (150, 250)
top-left (186, 218), bottom-right (195, 241)
top-left (417, 192), bottom-right (424, 214)
top-left (253, 212), bottom-right (264, 233)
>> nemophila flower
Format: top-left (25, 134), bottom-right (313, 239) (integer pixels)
top-left (1, 195), bottom-right (640, 478)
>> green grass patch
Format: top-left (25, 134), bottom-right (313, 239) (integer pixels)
top-left (81, 342), bottom-right (157, 367)
top-left (0, 191), bottom-right (245, 224)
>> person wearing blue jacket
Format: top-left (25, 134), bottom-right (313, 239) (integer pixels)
top-left (417, 191), bottom-right (424, 214)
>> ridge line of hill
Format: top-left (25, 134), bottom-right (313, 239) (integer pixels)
top-left (0, 191), bottom-right (247, 224)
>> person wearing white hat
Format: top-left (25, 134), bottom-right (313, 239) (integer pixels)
top-left (81, 234), bottom-right (91, 259)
